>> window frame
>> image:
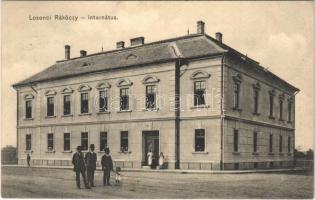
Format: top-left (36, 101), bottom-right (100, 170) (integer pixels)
top-left (279, 135), bottom-right (283, 153)
top-left (193, 80), bottom-right (206, 106)
top-left (194, 129), bottom-right (206, 152)
top-left (46, 96), bottom-right (55, 117)
top-left (26, 134), bottom-right (32, 151)
top-left (269, 134), bottom-right (273, 153)
top-left (233, 129), bottom-right (239, 153)
top-left (80, 92), bottom-right (89, 114)
top-left (47, 133), bottom-right (54, 152)
top-left (63, 132), bottom-right (71, 152)
top-left (99, 90), bottom-right (108, 112)
top-left (120, 131), bottom-right (129, 152)
top-left (253, 132), bottom-right (258, 153)
top-left (25, 100), bottom-right (33, 119)
top-left (81, 132), bottom-right (89, 151)
top-left (145, 85), bottom-right (157, 109)
top-left (63, 95), bottom-right (71, 116)
top-left (99, 131), bottom-right (108, 152)
top-left (120, 88), bottom-right (130, 111)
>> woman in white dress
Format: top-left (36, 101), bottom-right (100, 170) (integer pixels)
top-left (147, 149), bottom-right (153, 168)
top-left (159, 152), bottom-right (165, 169)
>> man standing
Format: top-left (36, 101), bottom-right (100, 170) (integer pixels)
top-left (85, 144), bottom-right (97, 187)
top-left (101, 147), bottom-right (113, 186)
top-left (27, 154), bottom-right (31, 167)
top-left (72, 146), bottom-right (90, 189)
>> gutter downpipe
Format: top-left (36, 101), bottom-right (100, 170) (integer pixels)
top-left (220, 53), bottom-right (225, 170)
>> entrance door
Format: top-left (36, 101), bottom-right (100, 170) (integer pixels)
top-left (143, 131), bottom-right (159, 168)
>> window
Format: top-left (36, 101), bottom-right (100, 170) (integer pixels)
top-left (269, 134), bottom-right (273, 153)
top-left (253, 132), bottom-right (258, 153)
top-left (26, 134), bottom-right (32, 151)
top-left (279, 135), bottom-right (283, 153)
top-left (47, 133), bottom-right (54, 151)
top-left (194, 81), bottom-right (206, 106)
top-left (234, 129), bottom-right (239, 152)
top-left (63, 95), bottom-right (71, 115)
top-left (120, 88), bottom-right (129, 111)
top-left (195, 129), bottom-right (205, 152)
top-left (288, 102), bottom-right (292, 122)
top-left (120, 131), bottom-right (129, 151)
top-left (279, 100), bottom-right (283, 120)
top-left (233, 83), bottom-right (240, 109)
top-left (81, 93), bottom-right (89, 113)
top-left (99, 90), bottom-right (108, 112)
top-left (253, 90), bottom-right (259, 113)
top-left (146, 85), bottom-right (157, 109)
top-left (81, 132), bottom-right (88, 151)
top-left (25, 100), bottom-right (32, 119)
top-left (100, 132), bottom-right (107, 151)
top-left (269, 94), bottom-right (274, 117)
top-left (64, 133), bottom-right (70, 151)
top-left (288, 136), bottom-right (291, 153)
top-left (47, 97), bottom-right (54, 116)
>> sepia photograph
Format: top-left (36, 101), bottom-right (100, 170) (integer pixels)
top-left (1, 1), bottom-right (314, 199)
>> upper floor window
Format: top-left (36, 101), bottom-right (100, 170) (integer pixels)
top-left (99, 90), bottom-right (108, 112)
top-left (269, 90), bottom-right (275, 118)
top-left (120, 131), bottom-right (129, 152)
top-left (81, 132), bottom-right (88, 151)
top-left (81, 93), bottom-right (89, 114)
top-left (279, 99), bottom-right (283, 120)
top-left (100, 132), bottom-right (108, 152)
top-left (63, 95), bottom-right (71, 115)
top-left (288, 100), bottom-right (292, 122)
top-left (47, 97), bottom-right (55, 117)
top-left (252, 83), bottom-right (260, 114)
top-left (47, 133), bottom-right (54, 151)
top-left (190, 71), bottom-right (210, 107)
top-left (26, 134), bottom-right (32, 151)
top-left (195, 129), bottom-right (205, 152)
top-left (194, 81), bottom-right (206, 106)
top-left (233, 129), bottom-right (239, 152)
top-left (25, 100), bottom-right (32, 119)
top-left (120, 88), bottom-right (129, 111)
top-left (146, 85), bottom-right (157, 109)
top-left (232, 73), bottom-right (242, 110)
top-left (64, 133), bottom-right (71, 151)
top-left (117, 79), bottom-right (132, 111)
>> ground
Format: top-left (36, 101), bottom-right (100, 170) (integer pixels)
top-left (1, 166), bottom-right (314, 198)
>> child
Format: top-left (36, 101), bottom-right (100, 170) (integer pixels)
top-left (115, 167), bottom-right (122, 184)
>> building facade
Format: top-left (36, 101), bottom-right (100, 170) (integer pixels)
top-left (13, 21), bottom-right (299, 170)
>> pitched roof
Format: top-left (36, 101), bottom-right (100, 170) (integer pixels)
top-left (12, 33), bottom-right (299, 92)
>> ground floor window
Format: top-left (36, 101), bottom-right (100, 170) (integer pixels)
top-left (195, 129), bottom-right (205, 152)
top-left (279, 135), bottom-right (283, 153)
top-left (120, 131), bottom-right (128, 152)
top-left (269, 134), bottom-right (273, 153)
top-left (26, 134), bottom-right (32, 151)
top-left (234, 129), bottom-right (239, 152)
top-left (100, 132), bottom-right (107, 151)
top-left (64, 133), bottom-right (70, 151)
top-left (288, 136), bottom-right (291, 153)
top-left (81, 132), bottom-right (88, 151)
top-left (47, 133), bottom-right (54, 151)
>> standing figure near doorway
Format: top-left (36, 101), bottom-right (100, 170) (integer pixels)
top-left (159, 152), bottom-right (165, 169)
top-left (147, 148), bottom-right (153, 168)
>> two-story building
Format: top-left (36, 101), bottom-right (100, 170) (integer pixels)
top-left (13, 21), bottom-right (299, 170)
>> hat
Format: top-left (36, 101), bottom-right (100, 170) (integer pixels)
top-left (77, 146), bottom-right (82, 150)
top-left (90, 144), bottom-right (95, 149)
top-left (104, 147), bottom-right (110, 153)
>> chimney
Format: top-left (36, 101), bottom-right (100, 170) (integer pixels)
top-left (216, 32), bottom-right (223, 43)
top-left (130, 37), bottom-right (144, 46)
top-left (80, 50), bottom-right (87, 57)
top-left (116, 41), bottom-right (125, 49)
top-left (65, 45), bottom-right (70, 60)
top-left (197, 21), bottom-right (205, 34)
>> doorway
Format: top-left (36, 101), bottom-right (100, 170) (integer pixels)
top-left (142, 131), bottom-right (159, 168)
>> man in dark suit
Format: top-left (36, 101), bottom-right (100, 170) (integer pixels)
top-left (85, 144), bottom-right (97, 187)
top-left (101, 147), bottom-right (113, 186)
top-left (72, 146), bottom-right (90, 189)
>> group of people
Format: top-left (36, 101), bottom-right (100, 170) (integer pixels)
top-left (147, 149), bottom-right (165, 169)
top-left (72, 144), bottom-right (114, 189)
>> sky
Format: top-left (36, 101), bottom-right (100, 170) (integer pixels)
top-left (1, 1), bottom-right (314, 150)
